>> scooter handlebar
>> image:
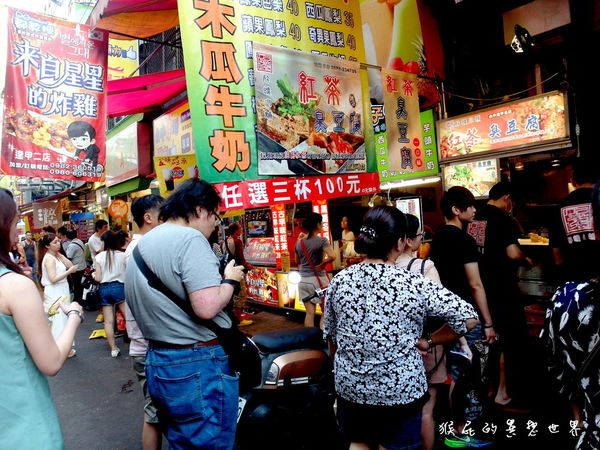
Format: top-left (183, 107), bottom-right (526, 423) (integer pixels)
top-left (301, 287), bottom-right (327, 304)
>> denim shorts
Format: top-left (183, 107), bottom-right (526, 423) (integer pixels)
top-left (337, 396), bottom-right (424, 450)
top-left (99, 281), bottom-right (125, 307)
top-left (146, 343), bottom-right (239, 450)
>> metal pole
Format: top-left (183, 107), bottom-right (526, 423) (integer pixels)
top-left (440, 80), bottom-right (448, 119)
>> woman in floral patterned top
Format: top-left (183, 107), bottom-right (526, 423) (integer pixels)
top-left (324, 206), bottom-right (478, 450)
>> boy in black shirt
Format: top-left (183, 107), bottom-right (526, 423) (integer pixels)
top-left (430, 186), bottom-right (495, 448)
top-left (549, 159), bottom-right (600, 282)
top-left (431, 187), bottom-right (495, 343)
top-left (468, 182), bottom-right (532, 411)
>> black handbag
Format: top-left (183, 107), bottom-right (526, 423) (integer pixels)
top-left (132, 247), bottom-right (261, 393)
top-left (83, 285), bottom-right (102, 311)
top-left (81, 268), bottom-right (98, 290)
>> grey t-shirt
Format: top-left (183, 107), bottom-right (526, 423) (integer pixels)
top-left (295, 236), bottom-right (331, 277)
top-left (66, 239), bottom-right (86, 271)
top-left (125, 223), bottom-right (229, 344)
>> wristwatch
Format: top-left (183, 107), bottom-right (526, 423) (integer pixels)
top-left (67, 310), bottom-right (83, 323)
top-left (221, 279), bottom-right (240, 287)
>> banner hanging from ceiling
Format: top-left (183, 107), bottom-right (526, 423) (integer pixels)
top-left (1, 8), bottom-right (108, 182)
top-left (214, 171), bottom-right (380, 211)
top-left (254, 43), bottom-right (364, 176)
top-left (177, 0), bottom-right (366, 183)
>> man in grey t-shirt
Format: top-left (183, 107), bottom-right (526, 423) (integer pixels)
top-left (65, 229), bottom-right (86, 304)
top-left (125, 179), bottom-right (244, 449)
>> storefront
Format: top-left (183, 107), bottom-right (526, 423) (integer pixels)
top-left (436, 90), bottom-right (573, 302)
top-left (210, 172), bottom-right (380, 313)
top-left (103, 113), bottom-right (154, 229)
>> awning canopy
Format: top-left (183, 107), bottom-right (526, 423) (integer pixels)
top-left (107, 68), bottom-right (186, 117)
top-left (95, 0), bottom-right (178, 39)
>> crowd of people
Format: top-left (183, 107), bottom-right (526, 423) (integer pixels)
top-left (1, 157), bottom-right (600, 449)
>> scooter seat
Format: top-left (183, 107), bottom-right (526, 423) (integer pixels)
top-left (252, 327), bottom-right (325, 353)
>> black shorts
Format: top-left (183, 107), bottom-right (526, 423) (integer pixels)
top-left (336, 395), bottom-right (427, 449)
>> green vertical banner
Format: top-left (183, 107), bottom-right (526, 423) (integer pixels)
top-left (419, 109), bottom-right (439, 175)
top-left (177, 0), bottom-right (366, 183)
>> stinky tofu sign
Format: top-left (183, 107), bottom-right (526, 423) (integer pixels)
top-left (1, 8), bottom-right (108, 182)
top-left (254, 43), bottom-right (365, 176)
top-left (380, 68), bottom-right (423, 178)
top-left (437, 91), bottom-right (568, 161)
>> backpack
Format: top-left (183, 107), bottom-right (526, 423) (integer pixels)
top-left (83, 242), bottom-right (93, 264)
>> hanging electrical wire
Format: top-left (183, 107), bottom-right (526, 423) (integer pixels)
top-left (359, 61), bottom-right (563, 103)
top-left (438, 71), bottom-right (563, 102)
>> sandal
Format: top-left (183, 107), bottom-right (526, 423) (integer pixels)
top-left (67, 349), bottom-right (77, 358)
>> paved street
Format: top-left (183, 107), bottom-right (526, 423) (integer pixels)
top-left (47, 308), bottom-right (302, 450)
top-left (48, 313), bottom-right (148, 450)
top-left (46, 307), bottom-right (580, 450)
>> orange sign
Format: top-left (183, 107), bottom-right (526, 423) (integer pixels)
top-left (437, 91), bottom-right (568, 160)
top-left (108, 199), bottom-right (129, 219)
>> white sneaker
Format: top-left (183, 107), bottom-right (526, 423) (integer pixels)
top-left (111, 348), bottom-right (120, 358)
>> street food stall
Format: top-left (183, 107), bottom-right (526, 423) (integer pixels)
top-left (436, 91), bottom-right (573, 308)
top-left (211, 172), bottom-right (380, 314)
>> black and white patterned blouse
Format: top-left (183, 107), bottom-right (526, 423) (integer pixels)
top-left (323, 263), bottom-right (477, 406)
top-left (542, 281), bottom-right (600, 450)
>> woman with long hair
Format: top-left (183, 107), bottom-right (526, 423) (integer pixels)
top-left (295, 212), bottom-right (335, 328)
top-left (92, 230), bottom-right (127, 357)
top-left (39, 232), bottom-right (79, 357)
top-left (0, 189), bottom-right (83, 449)
top-left (324, 206), bottom-right (478, 450)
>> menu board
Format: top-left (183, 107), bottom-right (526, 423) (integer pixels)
top-left (396, 196), bottom-right (422, 224)
top-left (437, 91), bottom-right (568, 161)
top-left (254, 43), bottom-right (365, 176)
top-left (71, 212), bottom-right (95, 241)
top-left (443, 159), bottom-right (499, 198)
top-left (244, 237), bottom-right (277, 267)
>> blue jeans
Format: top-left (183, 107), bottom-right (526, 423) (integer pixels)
top-left (146, 344), bottom-right (239, 450)
top-left (27, 258), bottom-right (37, 281)
top-left (99, 281), bottom-right (125, 306)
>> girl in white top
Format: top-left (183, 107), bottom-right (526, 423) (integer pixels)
top-left (39, 233), bottom-right (78, 357)
top-left (340, 216), bottom-right (356, 260)
top-left (93, 230), bottom-right (127, 357)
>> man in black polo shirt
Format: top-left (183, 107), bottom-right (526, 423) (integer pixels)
top-left (467, 182), bottom-right (532, 411)
top-left (549, 159), bottom-right (600, 283)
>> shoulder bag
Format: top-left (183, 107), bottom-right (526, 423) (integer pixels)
top-left (406, 257), bottom-right (427, 275)
top-left (132, 246), bottom-right (261, 393)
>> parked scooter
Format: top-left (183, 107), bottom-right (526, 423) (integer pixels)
top-left (235, 289), bottom-right (342, 450)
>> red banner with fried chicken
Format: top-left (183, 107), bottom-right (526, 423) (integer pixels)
top-left (1, 9), bottom-right (108, 181)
